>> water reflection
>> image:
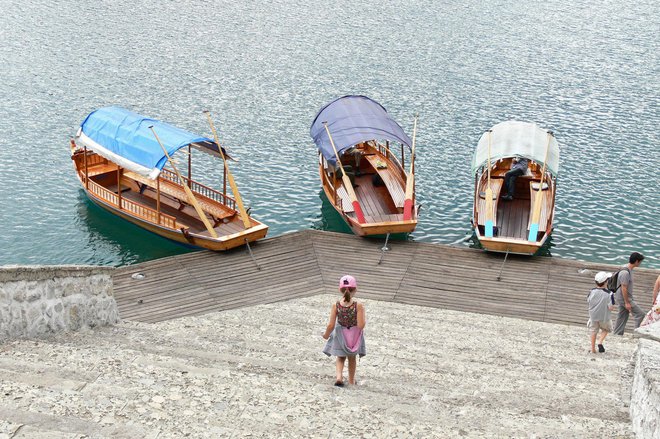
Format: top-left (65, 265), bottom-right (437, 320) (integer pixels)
top-left (311, 190), bottom-right (353, 234)
top-left (75, 191), bottom-right (195, 266)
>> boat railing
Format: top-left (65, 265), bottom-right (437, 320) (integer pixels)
top-left (160, 169), bottom-right (237, 210)
top-left (87, 179), bottom-right (178, 229)
top-left (375, 142), bottom-right (407, 182)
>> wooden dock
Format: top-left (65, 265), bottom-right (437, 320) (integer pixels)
top-left (113, 230), bottom-right (659, 328)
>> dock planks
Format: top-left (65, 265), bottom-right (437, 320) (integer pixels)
top-left (113, 230), bottom-right (659, 330)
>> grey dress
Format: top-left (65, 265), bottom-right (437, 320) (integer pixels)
top-left (323, 301), bottom-right (366, 357)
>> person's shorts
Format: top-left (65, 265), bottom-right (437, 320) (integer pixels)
top-left (587, 319), bottom-right (612, 333)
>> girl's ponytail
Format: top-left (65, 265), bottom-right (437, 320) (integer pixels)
top-left (342, 288), bottom-right (351, 303)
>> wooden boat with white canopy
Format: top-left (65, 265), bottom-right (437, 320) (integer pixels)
top-left (310, 95), bottom-right (419, 237)
top-left (471, 121), bottom-right (560, 255)
top-left (70, 106), bottom-right (268, 251)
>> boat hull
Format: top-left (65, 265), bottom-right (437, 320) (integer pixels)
top-left (474, 234), bottom-right (549, 256)
top-left (321, 182), bottom-right (417, 236)
top-left (72, 148), bottom-right (268, 252)
top-left (83, 185), bottom-right (268, 251)
top-left (318, 144), bottom-right (418, 237)
top-left (472, 156), bottom-right (556, 256)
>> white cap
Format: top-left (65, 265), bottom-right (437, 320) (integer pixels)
top-left (595, 271), bottom-right (612, 284)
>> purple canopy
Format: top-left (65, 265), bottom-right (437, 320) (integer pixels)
top-left (310, 95), bottom-right (412, 165)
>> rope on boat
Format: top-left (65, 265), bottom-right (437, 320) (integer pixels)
top-left (245, 239), bottom-right (261, 270)
top-left (497, 248), bottom-right (510, 281)
top-left (377, 233), bottom-right (391, 265)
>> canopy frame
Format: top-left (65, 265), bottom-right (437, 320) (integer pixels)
top-left (310, 95), bottom-right (412, 165)
top-left (471, 121), bottom-right (560, 177)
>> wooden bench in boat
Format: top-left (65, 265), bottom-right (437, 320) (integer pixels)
top-left (476, 178), bottom-right (503, 226)
top-left (491, 162), bottom-right (534, 178)
top-left (528, 181), bottom-right (552, 232)
top-left (85, 163), bottom-right (117, 178)
top-left (122, 171), bottom-right (235, 221)
top-left (364, 155), bottom-right (406, 208)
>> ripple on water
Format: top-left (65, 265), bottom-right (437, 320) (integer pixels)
top-left (0, 0), bottom-right (658, 267)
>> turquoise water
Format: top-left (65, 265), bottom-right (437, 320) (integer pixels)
top-left (0, 0), bottom-right (658, 268)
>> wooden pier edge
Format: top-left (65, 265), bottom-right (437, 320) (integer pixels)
top-left (113, 229), bottom-right (660, 329)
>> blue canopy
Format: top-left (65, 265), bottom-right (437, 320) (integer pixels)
top-left (310, 95), bottom-right (412, 165)
top-left (77, 106), bottom-right (213, 179)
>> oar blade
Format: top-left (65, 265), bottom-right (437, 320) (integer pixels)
top-left (528, 190), bottom-right (543, 241)
top-left (528, 223), bottom-right (539, 242)
top-left (227, 173), bottom-right (252, 229)
top-left (352, 201), bottom-right (366, 223)
top-left (403, 198), bottom-right (414, 221)
top-left (484, 187), bottom-right (494, 237)
top-left (342, 174), bottom-right (366, 224)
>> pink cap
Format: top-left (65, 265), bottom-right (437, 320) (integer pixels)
top-left (339, 275), bottom-right (357, 289)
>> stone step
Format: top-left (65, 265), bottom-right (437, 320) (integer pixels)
top-left (0, 406), bottom-right (157, 438)
top-left (0, 295), bottom-right (636, 437)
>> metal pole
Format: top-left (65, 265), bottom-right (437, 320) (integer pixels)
top-left (497, 249), bottom-right (510, 281)
top-left (83, 145), bottom-right (89, 189)
top-left (117, 164), bottom-right (122, 208)
top-left (156, 178), bottom-right (161, 225)
top-left (245, 239), bottom-right (261, 270)
top-left (377, 233), bottom-right (391, 265)
top-left (187, 144), bottom-right (192, 188)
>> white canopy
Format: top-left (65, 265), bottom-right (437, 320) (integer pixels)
top-left (471, 121), bottom-right (560, 176)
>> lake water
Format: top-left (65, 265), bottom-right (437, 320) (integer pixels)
top-left (0, 0), bottom-right (658, 268)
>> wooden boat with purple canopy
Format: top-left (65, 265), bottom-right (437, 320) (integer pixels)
top-left (310, 95), bottom-right (419, 237)
top-left (471, 121), bottom-right (560, 255)
top-left (70, 106), bottom-right (268, 251)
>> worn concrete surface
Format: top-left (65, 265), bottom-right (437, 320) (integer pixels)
top-left (0, 295), bottom-right (637, 438)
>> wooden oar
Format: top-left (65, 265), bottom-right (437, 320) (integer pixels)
top-left (149, 126), bottom-right (218, 238)
top-left (323, 122), bottom-right (366, 224)
top-left (484, 129), bottom-right (495, 238)
top-left (528, 131), bottom-right (553, 242)
top-left (204, 111), bottom-right (252, 230)
top-left (403, 114), bottom-right (418, 221)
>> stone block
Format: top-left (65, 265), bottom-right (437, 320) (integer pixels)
top-left (630, 339), bottom-right (660, 439)
top-left (26, 306), bottom-right (42, 322)
top-left (0, 265), bottom-right (117, 339)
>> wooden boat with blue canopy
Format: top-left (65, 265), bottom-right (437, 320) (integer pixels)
top-left (471, 121), bottom-right (560, 255)
top-left (70, 106), bottom-right (268, 251)
top-left (310, 95), bottom-right (419, 237)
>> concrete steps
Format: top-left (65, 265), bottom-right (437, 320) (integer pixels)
top-left (0, 295), bottom-right (637, 438)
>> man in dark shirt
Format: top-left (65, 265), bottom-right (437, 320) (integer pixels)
top-left (502, 157), bottom-right (529, 201)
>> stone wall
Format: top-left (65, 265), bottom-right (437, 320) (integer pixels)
top-left (0, 266), bottom-right (119, 339)
top-left (631, 325), bottom-right (660, 438)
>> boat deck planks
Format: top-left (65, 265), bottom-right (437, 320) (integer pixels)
top-left (113, 230), bottom-right (659, 331)
top-left (363, 154), bottom-right (406, 208)
top-left (497, 198), bottom-right (530, 240)
top-left (354, 174), bottom-right (395, 216)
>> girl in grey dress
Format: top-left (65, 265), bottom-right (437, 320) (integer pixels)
top-left (322, 275), bottom-right (366, 387)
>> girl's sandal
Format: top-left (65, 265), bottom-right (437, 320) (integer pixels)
top-left (334, 380), bottom-right (344, 387)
